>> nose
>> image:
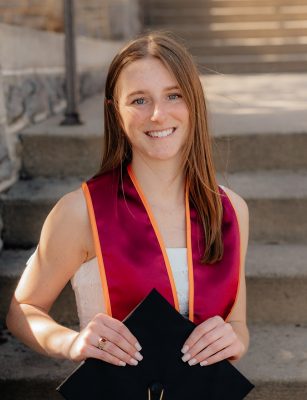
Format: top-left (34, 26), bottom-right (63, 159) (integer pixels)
top-left (150, 101), bottom-right (166, 122)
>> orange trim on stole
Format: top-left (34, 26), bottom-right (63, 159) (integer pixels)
top-left (221, 189), bottom-right (241, 322)
top-left (81, 182), bottom-right (112, 317)
top-left (185, 181), bottom-right (195, 322)
top-left (127, 165), bottom-right (180, 312)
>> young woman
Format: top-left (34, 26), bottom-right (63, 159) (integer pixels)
top-left (6, 31), bottom-right (250, 370)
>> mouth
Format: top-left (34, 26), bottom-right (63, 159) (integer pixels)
top-left (145, 127), bottom-right (176, 139)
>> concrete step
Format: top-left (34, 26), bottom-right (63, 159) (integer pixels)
top-left (148, 10), bottom-right (307, 25)
top-left (146, 25), bottom-right (307, 39)
top-left (146, 4), bottom-right (307, 13)
top-left (20, 126), bottom-right (307, 177)
top-left (1, 323), bottom-right (306, 399)
top-left (1, 241), bottom-right (307, 325)
top-left (19, 94), bottom-right (104, 179)
top-left (189, 43), bottom-right (307, 57)
top-left (147, 0), bottom-right (307, 7)
top-left (1, 170), bottom-right (307, 247)
top-left (219, 169), bottom-right (307, 244)
top-left (0, 326), bottom-right (74, 400)
top-left (196, 53), bottom-right (307, 73)
top-left (201, 62), bottom-right (307, 74)
top-left (19, 74), bottom-right (307, 177)
top-left (148, 5), bottom-right (307, 16)
top-left (0, 176), bottom-right (82, 247)
top-left (194, 36), bottom-right (307, 46)
top-left (245, 242), bottom-right (307, 324)
top-left (236, 323), bottom-right (307, 399)
top-left (188, 36), bottom-right (307, 56)
top-left (149, 19), bottom-right (307, 30)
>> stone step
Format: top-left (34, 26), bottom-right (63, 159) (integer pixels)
top-left (1, 240), bottom-right (307, 325)
top-left (1, 170), bottom-right (307, 247)
top-left (19, 94), bottom-right (104, 180)
top-left (187, 36), bottom-right (307, 56)
top-left (245, 242), bottom-right (307, 324)
top-left (0, 176), bottom-right (83, 247)
top-left (193, 36), bottom-right (307, 46)
top-left (219, 169), bottom-right (307, 243)
top-left (149, 20), bottom-right (307, 31)
top-left (147, 0), bottom-right (307, 7)
top-left (189, 43), bottom-right (307, 56)
top-left (20, 127), bottom-right (307, 177)
top-left (201, 62), bottom-right (307, 74)
top-left (146, 25), bottom-right (307, 39)
top-left (236, 323), bottom-right (307, 399)
top-left (148, 5), bottom-right (307, 16)
top-left (19, 75), bottom-right (307, 178)
top-left (148, 10), bottom-right (307, 24)
top-left (196, 53), bottom-right (307, 73)
top-left (0, 323), bottom-right (306, 399)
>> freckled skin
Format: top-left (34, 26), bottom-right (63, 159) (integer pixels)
top-left (116, 57), bottom-right (190, 163)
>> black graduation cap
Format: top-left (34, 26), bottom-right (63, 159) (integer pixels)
top-left (57, 289), bottom-right (254, 399)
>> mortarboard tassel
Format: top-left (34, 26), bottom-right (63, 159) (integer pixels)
top-left (148, 382), bottom-right (164, 400)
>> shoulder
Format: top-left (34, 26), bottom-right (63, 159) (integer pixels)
top-left (52, 187), bottom-right (89, 228)
top-left (220, 185), bottom-right (249, 251)
top-left (220, 185), bottom-right (249, 224)
top-left (40, 186), bottom-right (93, 263)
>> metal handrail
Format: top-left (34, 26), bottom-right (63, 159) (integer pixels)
top-left (61, 0), bottom-right (82, 125)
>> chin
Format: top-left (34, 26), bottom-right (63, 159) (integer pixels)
top-left (147, 153), bottom-right (181, 162)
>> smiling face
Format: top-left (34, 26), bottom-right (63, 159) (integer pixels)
top-left (115, 56), bottom-right (190, 164)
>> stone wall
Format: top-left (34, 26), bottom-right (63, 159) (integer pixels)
top-left (0, 22), bottom-right (125, 194)
top-left (0, 0), bottom-right (63, 32)
top-left (0, 0), bottom-right (142, 252)
top-left (0, 70), bottom-right (12, 187)
top-left (0, 0), bottom-right (142, 40)
top-left (0, 0), bottom-right (143, 216)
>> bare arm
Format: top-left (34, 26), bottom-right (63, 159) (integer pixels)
top-left (224, 187), bottom-right (250, 361)
top-left (6, 189), bottom-right (90, 358)
top-left (6, 188), bottom-right (142, 366)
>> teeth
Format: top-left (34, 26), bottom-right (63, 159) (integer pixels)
top-left (146, 128), bottom-right (174, 138)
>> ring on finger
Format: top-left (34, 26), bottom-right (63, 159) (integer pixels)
top-left (98, 336), bottom-right (108, 351)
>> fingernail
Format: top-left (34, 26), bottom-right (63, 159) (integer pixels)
top-left (134, 351), bottom-right (143, 361)
top-left (135, 342), bottom-right (142, 351)
top-left (181, 353), bottom-right (191, 362)
top-left (188, 358), bottom-right (197, 366)
top-left (130, 358), bottom-right (138, 366)
top-left (200, 360), bottom-right (208, 366)
top-left (119, 361), bottom-right (126, 366)
top-left (181, 345), bottom-right (189, 354)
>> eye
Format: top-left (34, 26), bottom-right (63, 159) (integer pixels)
top-left (132, 97), bottom-right (146, 105)
top-left (168, 93), bottom-right (182, 100)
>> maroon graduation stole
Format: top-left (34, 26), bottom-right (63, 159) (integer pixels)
top-left (82, 164), bottom-right (240, 325)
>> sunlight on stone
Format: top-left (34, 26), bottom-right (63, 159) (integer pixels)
top-left (279, 349), bottom-right (295, 361)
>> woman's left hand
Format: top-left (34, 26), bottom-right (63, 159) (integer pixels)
top-left (181, 316), bottom-right (245, 366)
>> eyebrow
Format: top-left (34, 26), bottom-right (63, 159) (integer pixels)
top-left (126, 85), bottom-right (181, 99)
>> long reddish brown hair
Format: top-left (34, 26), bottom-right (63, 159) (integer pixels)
top-left (94, 30), bottom-right (223, 264)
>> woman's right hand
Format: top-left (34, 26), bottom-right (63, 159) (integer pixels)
top-left (68, 312), bottom-right (143, 367)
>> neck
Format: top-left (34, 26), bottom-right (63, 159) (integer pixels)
top-left (130, 156), bottom-right (186, 208)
